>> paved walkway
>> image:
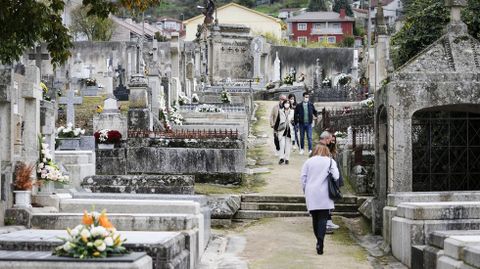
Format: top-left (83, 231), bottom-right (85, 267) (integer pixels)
top-left (200, 101), bottom-right (374, 269)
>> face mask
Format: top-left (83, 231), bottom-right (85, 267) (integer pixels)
top-left (284, 104), bottom-right (290, 109)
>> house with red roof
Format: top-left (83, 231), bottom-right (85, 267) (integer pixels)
top-left (286, 9), bottom-right (355, 44)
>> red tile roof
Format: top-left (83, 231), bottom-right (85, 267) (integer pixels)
top-left (287, 11), bottom-right (355, 23)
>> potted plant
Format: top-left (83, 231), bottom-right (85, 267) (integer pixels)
top-left (37, 137), bottom-right (70, 194)
top-left (53, 209), bottom-right (128, 259)
top-left (94, 129), bottom-right (122, 149)
top-left (220, 90), bottom-right (231, 104)
top-left (13, 162), bottom-right (35, 208)
top-left (191, 93), bottom-right (199, 104)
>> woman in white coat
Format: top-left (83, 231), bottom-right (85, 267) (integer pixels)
top-left (276, 100), bottom-right (295, 165)
top-left (301, 144), bottom-right (339, 255)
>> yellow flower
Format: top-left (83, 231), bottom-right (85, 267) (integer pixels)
top-left (93, 251), bottom-right (101, 257)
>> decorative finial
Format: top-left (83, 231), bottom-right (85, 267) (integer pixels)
top-left (445, 0), bottom-right (467, 33)
top-left (376, 3), bottom-right (387, 35)
top-left (445, 0), bottom-right (466, 23)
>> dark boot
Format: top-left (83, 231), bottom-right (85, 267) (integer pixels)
top-left (278, 159), bottom-right (284, 165)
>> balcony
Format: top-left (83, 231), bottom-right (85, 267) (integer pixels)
top-left (311, 28), bottom-right (343, 35)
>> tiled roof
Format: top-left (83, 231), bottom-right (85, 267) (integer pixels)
top-left (286, 12), bottom-right (355, 23)
top-left (371, 0), bottom-right (395, 7)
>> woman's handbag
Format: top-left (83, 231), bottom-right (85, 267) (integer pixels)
top-left (327, 159), bottom-right (342, 201)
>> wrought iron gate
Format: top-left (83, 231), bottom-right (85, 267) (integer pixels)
top-left (412, 110), bottom-right (480, 191)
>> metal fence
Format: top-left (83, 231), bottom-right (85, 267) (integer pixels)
top-left (128, 129), bottom-right (240, 140)
top-left (352, 125), bottom-right (374, 150)
top-left (178, 104), bottom-right (247, 113)
top-left (312, 86), bottom-right (369, 102)
top-left (321, 107), bottom-right (374, 132)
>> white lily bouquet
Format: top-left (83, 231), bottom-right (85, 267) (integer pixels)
top-left (53, 209), bottom-right (128, 259)
top-left (37, 137), bottom-right (69, 184)
top-left (57, 122), bottom-right (85, 138)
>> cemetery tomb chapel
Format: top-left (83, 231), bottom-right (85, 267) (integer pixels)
top-left (373, 0), bottom-right (480, 232)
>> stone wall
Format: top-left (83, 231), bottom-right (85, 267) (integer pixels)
top-left (270, 46), bottom-right (354, 86)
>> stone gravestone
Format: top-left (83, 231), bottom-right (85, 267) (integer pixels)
top-left (94, 97), bottom-right (128, 138)
top-left (114, 65), bottom-right (129, 101)
top-left (127, 74), bottom-right (152, 131)
top-left (58, 82), bottom-right (82, 126)
top-left (81, 64), bottom-right (99, 96)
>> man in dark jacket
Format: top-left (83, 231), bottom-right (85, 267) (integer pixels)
top-left (294, 92), bottom-right (318, 155)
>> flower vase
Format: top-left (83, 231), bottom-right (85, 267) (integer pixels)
top-left (13, 190), bottom-right (32, 208)
top-left (98, 143), bottom-right (114, 149)
top-left (38, 181), bottom-right (55, 195)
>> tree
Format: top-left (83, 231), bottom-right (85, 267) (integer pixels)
top-left (235, 0), bottom-right (255, 8)
top-left (0, 0), bottom-right (160, 67)
top-left (308, 0), bottom-right (328, 11)
top-left (391, 0), bottom-right (480, 68)
top-left (70, 5), bottom-right (115, 41)
top-left (333, 0), bottom-right (353, 16)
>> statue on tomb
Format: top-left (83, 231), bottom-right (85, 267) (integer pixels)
top-left (198, 0), bottom-right (215, 25)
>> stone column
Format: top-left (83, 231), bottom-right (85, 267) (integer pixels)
top-left (127, 74), bottom-right (152, 131)
top-left (40, 100), bottom-right (56, 160)
top-left (0, 67), bottom-right (14, 222)
top-left (22, 66), bottom-right (42, 164)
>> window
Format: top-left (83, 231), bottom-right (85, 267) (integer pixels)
top-left (297, 23), bottom-right (307, 31)
top-left (313, 23), bottom-right (326, 29)
top-left (298, 36), bottom-right (307, 43)
top-left (318, 36), bottom-right (326, 42)
top-left (331, 23), bottom-right (341, 29)
top-left (327, 36), bottom-right (336, 43)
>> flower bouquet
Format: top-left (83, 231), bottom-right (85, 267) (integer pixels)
top-left (322, 78), bottom-right (332, 87)
top-left (338, 74), bottom-right (351, 86)
top-left (40, 81), bottom-right (50, 101)
top-left (334, 131), bottom-right (347, 139)
top-left (14, 161), bottom-right (36, 207)
top-left (94, 129), bottom-right (122, 144)
top-left (37, 137), bottom-right (69, 184)
top-left (191, 93), bottom-right (199, 103)
top-left (57, 123), bottom-right (85, 138)
top-left (85, 78), bottom-right (97, 87)
top-left (53, 209), bottom-right (128, 259)
top-left (178, 94), bottom-right (190, 105)
top-left (283, 74), bottom-right (294, 85)
top-left (220, 90), bottom-right (231, 104)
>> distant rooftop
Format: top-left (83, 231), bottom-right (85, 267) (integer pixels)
top-left (287, 12), bottom-right (355, 23)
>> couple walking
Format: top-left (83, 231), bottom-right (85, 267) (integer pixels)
top-left (269, 92), bottom-right (318, 165)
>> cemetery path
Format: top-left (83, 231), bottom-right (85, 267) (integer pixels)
top-left (255, 101), bottom-right (309, 195)
top-left (217, 101), bottom-right (372, 268)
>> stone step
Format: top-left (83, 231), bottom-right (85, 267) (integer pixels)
top-left (397, 201), bottom-right (480, 220)
top-left (29, 213), bottom-right (198, 231)
top-left (234, 210), bottom-right (361, 219)
top-left (59, 198), bottom-right (200, 215)
top-left (240, 202), bottom-right (358, 212)
top-left (241, 194), bottom-right (357, 205)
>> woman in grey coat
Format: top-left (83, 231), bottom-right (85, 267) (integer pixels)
top-left (301, 144), bottom-right (339, 255)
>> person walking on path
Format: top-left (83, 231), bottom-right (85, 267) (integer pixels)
top-left (277, 100), bottom-right (295, 165)
top-left (301, 144), bottom-right (340, 255)
top-left (294, 92), bottom-right (318, 155)
top-left (288, 94), bottom-right (300, 151)
top-left (270, 95), bottom-right (287, 156)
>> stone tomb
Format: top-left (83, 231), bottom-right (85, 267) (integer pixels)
top-left (383, 191), bottom-right (480, 247)
top-left (0, 229), bottom-right (189, 269)
top-left (412, 230), bottom-right (480, 269)
top-left (54, 150), bottom-right (95, 189)
top-left (391, 201), bottom-right (480, 267)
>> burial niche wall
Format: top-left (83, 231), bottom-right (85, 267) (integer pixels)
top-left (412, 105), bottom-right (480, 191)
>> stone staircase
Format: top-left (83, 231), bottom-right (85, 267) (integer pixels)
top-left (234, 195), bottom-right (362, 219)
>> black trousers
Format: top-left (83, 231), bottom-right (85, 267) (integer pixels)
top-left (273, 132), bottom-right (280, 151)
top-left (310, 209), bottom-right (330, 252)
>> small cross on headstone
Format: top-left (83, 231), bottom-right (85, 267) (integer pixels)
top-left (58, 73), bottom-right (83, 126)
top-left (28, 46), bottom-right (49, 76)
top-left (86, 64), bottom-right (95, 78)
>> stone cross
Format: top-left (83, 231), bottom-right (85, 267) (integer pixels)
top-left (27, 46), bottom-right (49, 76)
top-left (86, 64), bottom-right (95, 78)
top-left (58, 74), bottom-right (83, 126)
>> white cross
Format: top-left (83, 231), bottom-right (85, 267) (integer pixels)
top-left (58, 88), bottom-right (83, 126)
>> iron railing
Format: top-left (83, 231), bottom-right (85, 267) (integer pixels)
top-left (128, 129), bottom-right (240, 140)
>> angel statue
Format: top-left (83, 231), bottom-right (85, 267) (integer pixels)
top-left (197, 0), bottom-right (215, 25)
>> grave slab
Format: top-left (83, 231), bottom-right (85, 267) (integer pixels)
top-left (0, 251), bottom-right (152, 269)
top-left (464, 245), bottom-right (480, 268)
top-left (0, 230), bottom-right (188, 269)
top-left (387, 192), bottom-right (480, 207)
top-left (397, 202), bottom-right (480, 220)
top-left (444, 236), bottom-right (480, 260)
top-left (437, 255), bottom-right (476, 269)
